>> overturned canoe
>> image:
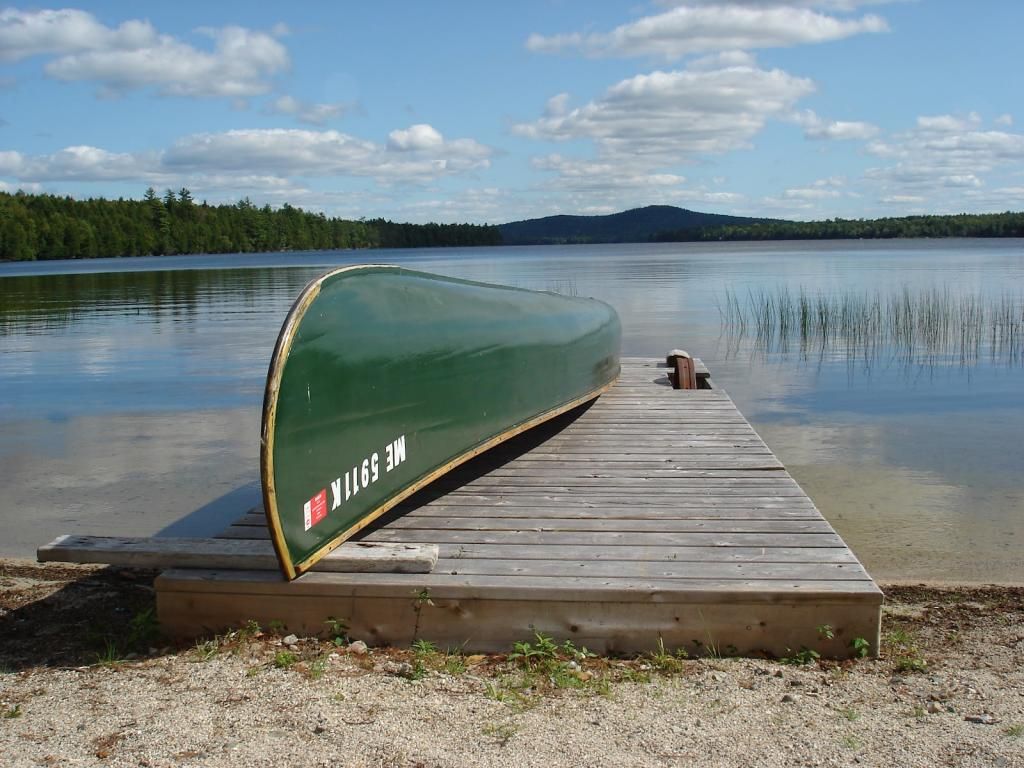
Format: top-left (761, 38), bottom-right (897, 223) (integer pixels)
top-left (262, 265), bottom-right (621, 578)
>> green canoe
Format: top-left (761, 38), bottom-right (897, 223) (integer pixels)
top-left (261, 265), bottom-right (621, 579)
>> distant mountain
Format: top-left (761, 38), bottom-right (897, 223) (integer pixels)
top-left (498, 205), bottom-right (774, 245)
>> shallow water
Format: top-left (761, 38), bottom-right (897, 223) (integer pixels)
top-left (1, 240), bottom-right (1022, 581)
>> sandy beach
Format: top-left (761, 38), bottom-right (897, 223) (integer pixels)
top-left (1, 560), bottom-right (1021, 768)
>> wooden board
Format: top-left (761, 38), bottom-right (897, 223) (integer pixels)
top-left (38, 535), bottom-right (438, 573)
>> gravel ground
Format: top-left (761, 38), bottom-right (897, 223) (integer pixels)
top-left (1, 561), bottom-right (1022, 768)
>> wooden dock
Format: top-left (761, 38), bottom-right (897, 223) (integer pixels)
top-left (155, 357), bottom-right (882, 657)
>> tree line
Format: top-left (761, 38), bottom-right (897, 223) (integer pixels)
top-left (654, 212), bottom-right (1024, 242)
top-left (0, 188), bottom-right (501, 262)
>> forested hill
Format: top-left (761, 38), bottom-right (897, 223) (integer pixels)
top-left (0, 189), bottom-right (501, 262)
top-left (654, 212), bottom-right (1024, 241)
top-left (498, 205), bottom-right (773, 245)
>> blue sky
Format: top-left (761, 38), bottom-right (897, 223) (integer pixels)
top-left (1, 1), bottom-right (1023, 223)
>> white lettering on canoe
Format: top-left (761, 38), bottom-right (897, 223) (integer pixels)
top-left (309, 434), bottom-right (407, 524)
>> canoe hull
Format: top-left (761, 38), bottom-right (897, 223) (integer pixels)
top-left (262, 265), bottom-right (620, 578)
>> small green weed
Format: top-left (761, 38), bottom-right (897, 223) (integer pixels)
top-left (886, 626), bottom-right (927, 672)
top-left (408, 638), bottom-right (440, 680)
top-left (781, 647), bottom-right (820, 666)
top-left (689, 637), bottom-right (722, 659)
top-left (273, 650), bottom-right (298, 669)
top-left (648, 637), bottom-right (689, 674)
top-left (1004, 724), bottom-right (1023, 738)
top-left (324, 617), bottom-right (349, 646)
top-left (411, 588), bottom-right (434, 642)
top-left (510, 632), bottom-right (559, 670)
top-left (895, 656), bottom-right (927, 673)
top-left (548, 665), bottom-right (588, 690)
top-left (444, 652), bottom-right (466, 676)
top-left (307, 656), bottom-right (329, 680)
top-left (483, 679), bottom-right (533, 710)
top-left (817, 624), bottom-right (835, 640)
top-left (484, 680), bottom-right (509, 702)
top-left (193, 639), bottom-right (220, 662)
top-left (838, 707), bottom-right (860, 722)
top-left (411, 639), bottom-right (437, 656)
top-left (3, 705), bottom-right (22, 719)
top-left (850, 637), bottom-right (871, 658)
top-left (888, 628), bottom-right (913, 645)
top-left (840, 735), bottom-right (862, 750)
top-left (95, 639), bottom-right (123, 667)
top-left (618, 667), bottom-right (652, 684)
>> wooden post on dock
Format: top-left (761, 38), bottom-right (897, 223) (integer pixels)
top-left (667, 349), bottom-right (697, 390)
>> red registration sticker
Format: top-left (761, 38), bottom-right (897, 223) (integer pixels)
top-left (303, 489), bottom-right (328, 531)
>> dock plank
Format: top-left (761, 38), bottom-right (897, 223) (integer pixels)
top-left (38, 535), bottom-right (438, 573)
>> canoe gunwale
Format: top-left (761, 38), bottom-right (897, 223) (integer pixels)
top-left (261, 264), bottom-right (620, 580)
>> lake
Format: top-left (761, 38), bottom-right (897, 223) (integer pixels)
top-left (1, 240), bottom-right (1021, 583)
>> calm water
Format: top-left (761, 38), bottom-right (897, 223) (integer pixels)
top-left (1, 241), bottom-right (1022, 582)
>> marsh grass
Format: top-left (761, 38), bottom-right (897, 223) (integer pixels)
top-left (721, 285), bottom-right (1024, 369)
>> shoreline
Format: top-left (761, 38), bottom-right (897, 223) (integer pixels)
top-left (2, 559), bottom-right (1022, 767)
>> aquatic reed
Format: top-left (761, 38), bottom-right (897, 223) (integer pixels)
top-left (720, 285), bottom-right (1024, 367)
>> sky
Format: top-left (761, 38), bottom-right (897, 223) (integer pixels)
top-left (1, 1), bottom-right (1023, 224)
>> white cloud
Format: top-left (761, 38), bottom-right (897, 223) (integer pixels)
top-left (916, 113), bottom-right (980, 133)
top-left (533, 153), bottom-right (686, 190)
top-left (881, 195), bottom-right (925, 204)
top-left (526, 153), bottom-right (748, 216)
top-left (0, 179), bottom-right (42, 193)
top-left (685, 50), bottom-right (758, 71)
top-left (526, 6), bottom-right (888, 60)
top-left (814, 176), bottom-right (847, 187)
top-left (995, 114), bottom-right (1014, 127)
top-left (544, 93), bottom-right (571, 117)
top-left (866, 116), bottom-right (1024, 192)
top-left (164, 129), bottom-right (376, 174)
top-left (657, 0), bottom-right (902, 9)
top-left (0, 9), bottom-right (288, 98)
top-left (785, 187), bottom-right (842, 200)
top-left (859, 114), bottom-right (1024, 211)
top-left (793, 109), bottom-right (879, 140)
top-left (0, 126), bottom-right (492, 188)
top-left (0, 8), bottom-right (131, 61)
top-left (394, 187), bottom-right (509, 224)
top-left (515, 64), bottom-right (814, 162)
top-left (387, 124), bottom-right (444, 151)
top-left (0, 145), bottom-right (161, 181)
top-left (265, 95), bottom-right (347, 125)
